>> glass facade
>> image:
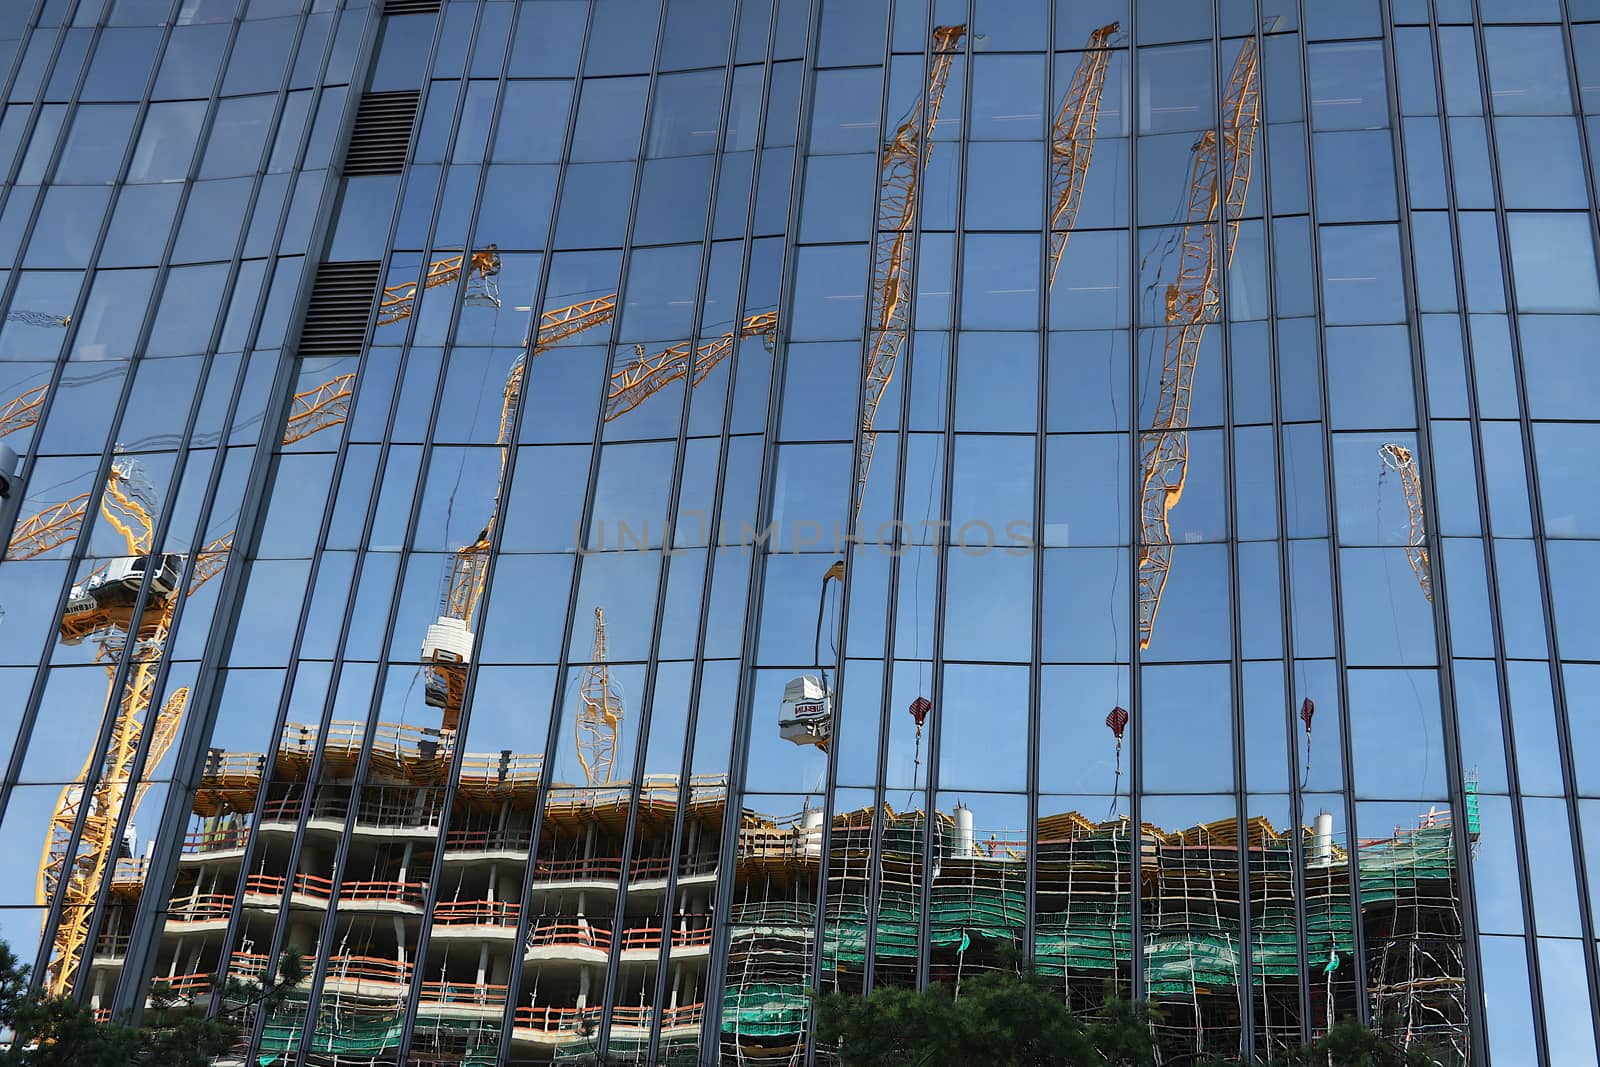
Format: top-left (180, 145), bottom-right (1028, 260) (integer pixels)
top-left (1, 0), bottom-right (1598, 1063)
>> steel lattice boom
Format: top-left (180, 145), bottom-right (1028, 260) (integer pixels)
top-left (1049, 23), bottom-right (1121, 288)
top-left (1380, 442), bottom-right (1432, 601)
top-left (1136, 39), bottom-right (1260, 649)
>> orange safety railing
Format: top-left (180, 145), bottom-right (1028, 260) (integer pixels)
top-left (531, 856), bottom-right (626, 882)
top-left (615, 922), bottom-right (714, 952)
top-left (260, 797), bottom-right (306, 823)
top-left (433, 899), bottom-right (519, 927)
top-left (444, 827), bottom-right (533, 853)
top-left (228, 951), bottom-right (282, 980)
top-left (323, 954), bottom-right (413, 985)
top-left (183, 826), bottom-right (250, 853)
top-left (167, 893), bottom-right (234, 923)
top-left (151, 971), bottom-right (219, 998)
top-left (512, 1004), bottom-right (604, 1033)
top-left (257, 791), bottom-right (442, 832)
top-left (243, 871), bottom-right (335, 900)
top-left (627, 853), bottom-right (718, 880)
top-left (417, 980), bottom-right (507, 1007)
top-left (341, 879), bottom-right (427, 906)
top-left (526, 919), bottom-right (611, 952)
top-left (611, 1002), bottom-right (706, 1029)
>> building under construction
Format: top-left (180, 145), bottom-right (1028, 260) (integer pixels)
top-left (0, 0), bottom-right (1593, 1064)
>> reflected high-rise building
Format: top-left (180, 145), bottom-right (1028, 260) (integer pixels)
top-left (0, 1), bottom-right (1593, 1064)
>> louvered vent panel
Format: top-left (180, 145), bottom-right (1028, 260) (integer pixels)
top-left (385, 0), bottom-right (442, 13)
top-left (344, 90), bottom-right (419, 176)
top-left (298, 261), bottom-right (381, 358)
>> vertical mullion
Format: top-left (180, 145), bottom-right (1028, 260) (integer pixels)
top-left (1124, 0), bottom-right (1144, 1004)
top-left (483, 0), bottom-right (609, 1057)
top-left (700, 0), bottom-right (824, 1049)
top-left (389, 0), bottom-right (534, 1058)
top-left (915, 0), bottom-right (970, 996)
top-left (1465, 5), bottom-right (1600, 1062)
top-left (1214, 5), bottom-right (1257, 1055)
top-left (235, 7), bottom-right (460, 1059)
top-left (578, 0), bottom-right (693, 1055)
top-left (17, 6), bottom-right (238, 996)
top-left (1371, 1), bottom-right (1495, 1063)
top-left (1251, 8), bottom-right (1315, 1049)
top-left (800, 0), bottom-right (898, 1044)
top-left (1544, 2), bottom-right (1600, 1058)
top-left (0, 13), bottom-right (161, 821)
top-left (124, 6), bottom-right (387, 1032)
top-left (1026, 0), bottom-right (1054, 977)
top-left (79, 4), bottom-right (341, 1016)
top-left (1289, 0), bottom-right (1371, 1027)
top-left (640, 4), bottom-right (785, 1058)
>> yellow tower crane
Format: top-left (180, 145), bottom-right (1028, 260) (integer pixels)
top-left (0, 384), bottom-right (48, 440)
top-left (576, 607), bottom-right (624, 787)
top-left (13, 373), bottom-right (355, 996)
top-left (0, 313), bottom-right (74, 439)
top-left (854, 24), bottom-right (966, 532)
top-left (1135, 38), bottom-right (1260, 649)
top-left (1049, 23), bottom-right (1121, 288)
top-left (376, 247), bottom-right (503, 325)
top-left (779, 25), bottom-right (968, 752)
top-left (1379, 443), bottom-right (1432, 601)
top-left (420, 299), bottom-right (778, 728)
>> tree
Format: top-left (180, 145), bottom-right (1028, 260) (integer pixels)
top-left (815, 969), bottom-right (1444, 1067)
top-left (1268, 1016), bottom-right (1442, 1067)
top-left (815, 970), bottom-right (1156, 1066)
top-left (0, 937), bottom-right (304, 1067)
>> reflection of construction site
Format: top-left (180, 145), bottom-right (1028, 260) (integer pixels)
top-left (81, 707), bottom-right (1476, 1064)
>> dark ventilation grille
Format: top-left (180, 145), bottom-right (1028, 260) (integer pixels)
top-left (344, 90), bottom-right (419, 176)
top-left (298, 261), bottom-right (381, 358)
top-left (385, 0), bottom-right (442, 12)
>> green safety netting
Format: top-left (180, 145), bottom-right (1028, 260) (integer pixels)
top-left (554, 1034), bottom-right (700, 1065)
top-left (1144, 932), bottom-right (1241, 995)
top-left (259, 1015), bottom-right (406, 1059)
top-left (1252, 902), bottom-right (1355, 980)
top-left (257, 1009), bottom-right (501, 1063)
top-left (1357, 825), bottom-right (1456, 903)
top-left (722, 983), bottom-right (810, 1036)
top-left (1034, 901), bottom-right (1133, 976)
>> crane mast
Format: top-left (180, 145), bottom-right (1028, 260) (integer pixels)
top-left (1379, 443), bottom-right (1432, 601)
top-left (21, 376), bottom-right (354, 996)
top-left (1136, 39), bottom-right (1260, 649)
top-left (1049, 23), bottom-right (1121, 288)
top-left (576, 607), bottom-right (624, 787)
top-left (855, 24), bottom-right (966, 528)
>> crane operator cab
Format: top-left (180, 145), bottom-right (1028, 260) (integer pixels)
top-left (421, 616), bottom-right (474, 708)
top-left (65, 553), bottom-right (182, 612)
top-left (779, 675), bottom-right (832, 748)
top-left (58, 553), bottom-right (183, 643)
